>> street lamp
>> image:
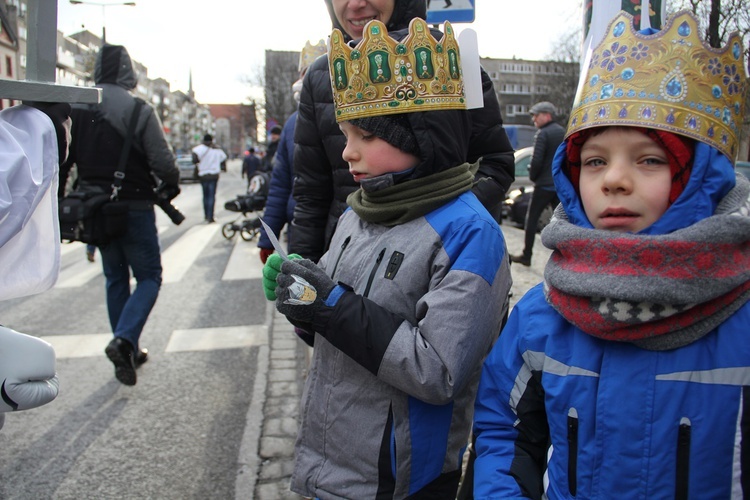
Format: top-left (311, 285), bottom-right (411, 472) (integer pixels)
top-left (69, 0), bottom-right (136, 45)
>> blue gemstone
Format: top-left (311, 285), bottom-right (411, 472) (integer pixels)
top-left (666, 112), bottom-right (675, 124)
top-left (642, 108), bottom-right (652, 119)
top-left (590, 75), bottom-right (599, 86)
top-left (615, 88), bottom-right (624, 97)
top-left (706, 105), bottom-right (713, 113)
top-left (688, 117), bottom-right (697, 129)
top-left (619, 107), bottom-right (628, 118)
top-left (622, 68), bottom-right (634, 80)
top-left (736, 103), bottom-right (742, 115)
top-left (582, 112), bottom-right (589, 123)
top-left (628, 90), bottom-right (636, 97)
top-left (678, 21), bottom-right (691, 37)
top-left (613, 22), bottom-right (625, 37)
top-left (723, 108), bottom-right (731, 124)
top-left (733, 43), bottom-right (741, 60)
top-left (708, 126), bottom-right (714, 137)
top-left (712, 86), bottom-right (722, 98)
top-left (697, 104), bottom-right (703, 110)
top-left (666, 77), bottom-right (682, 97)
top-left (598, 107), bottom-right (607, 118)
top-left (601, 84), bottom-right (614, 99)
top-left (639, 91), bottom-right (646, 98)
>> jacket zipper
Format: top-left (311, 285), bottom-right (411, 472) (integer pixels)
top-left (330, 236), bottom-right (351, 279)
top-left (675, 417), bottom-right (691, 500)
top-left (363, 248), bottom-right (386, 298)
top-left (567, 408), bottom-right (578, 496)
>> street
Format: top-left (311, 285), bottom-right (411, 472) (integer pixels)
top-left (0, 159), bottom-right (550, 499)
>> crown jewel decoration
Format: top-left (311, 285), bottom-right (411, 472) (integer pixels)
top-left (328, 18), bottom-right (466, 122)
top-left (567, 10), bottom-right (747, 160)
top-left (299, 39), bottom-right (327, 73)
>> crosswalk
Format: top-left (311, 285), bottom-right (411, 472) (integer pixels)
top-left (45, 218), bottom-right (269, 359)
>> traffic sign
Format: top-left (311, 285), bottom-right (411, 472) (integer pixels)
top-left (426, 0), bottom-right (475, 24)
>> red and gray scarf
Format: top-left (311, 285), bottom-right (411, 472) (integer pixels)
top-left (542, 175), bottom-right (750, 350)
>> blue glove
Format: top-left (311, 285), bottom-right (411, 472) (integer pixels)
top-left (275, 259), bottom-right (337, 325)
top-left (261, 253), bottom-right (301, 300)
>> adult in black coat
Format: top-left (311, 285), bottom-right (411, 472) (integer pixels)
top-left (289, 0), bottom-right (516, 262)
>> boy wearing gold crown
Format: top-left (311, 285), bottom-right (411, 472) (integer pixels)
top-left (473, 10), bottom-right (750, 498)
top-left (262, 19), bottom-right (511, 499)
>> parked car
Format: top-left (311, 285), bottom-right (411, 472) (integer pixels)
top-left (737, 161), bottom-right (750, 180)
top-left (501, 147), bottom-right (555, 232)
top-left (177, 155), bottom-right (197, 182)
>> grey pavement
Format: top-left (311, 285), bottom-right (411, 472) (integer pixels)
top-left (250, 224), bottom-right (550, 498)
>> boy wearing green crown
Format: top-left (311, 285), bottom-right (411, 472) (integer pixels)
top-left (473, 10), bottom-right (750, 498)
top-left (262, 19), bottom-right (511, 499)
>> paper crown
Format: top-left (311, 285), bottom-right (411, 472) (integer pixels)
top-left (567, 10), bottom-right (747, 160)
top-left (328, 18), bottom-right (466, 122)
top-left (299, 39), bottom-right (327, 73)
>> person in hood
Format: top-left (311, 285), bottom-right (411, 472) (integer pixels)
top-left (289, 0), bottom-right (516, 263)
top-left (262, 19), bottom-right (511, 499)
top-left (61, 44), bottom-right (180, 386)
top-left (473, 11), bottom-right (750, 498)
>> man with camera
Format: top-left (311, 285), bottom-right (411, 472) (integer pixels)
top-left (60, 44), bottom-right (181, 386)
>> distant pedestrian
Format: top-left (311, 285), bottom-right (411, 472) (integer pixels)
top-left (260, 126), bottom-right (281, 172)
top-left (510, 101), bottom-right (564, 266)
top-left (61, 44), bottom-right (181, 386)
top-left (192, 133), bottom-right (227, 223)
top-left (241, 147), bottom-right (261, 189)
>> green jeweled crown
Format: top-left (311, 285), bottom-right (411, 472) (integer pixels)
top-left (329, 17), bottom-right (466, 122)
top-left (299, 39), bottom-right (327, 73)
top-left (567, 10), bottom-right (748, 160)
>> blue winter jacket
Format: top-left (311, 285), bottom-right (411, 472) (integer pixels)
top-left (258, 112), bottom-right (296, 251)
top-left (473, 139), bottom-right (750, 499)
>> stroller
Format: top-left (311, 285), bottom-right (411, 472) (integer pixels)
top-left (221, 171), bottom-right (270, 241)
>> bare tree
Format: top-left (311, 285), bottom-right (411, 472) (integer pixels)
top-left (544, 28), bottom-right (581, 125)
top-left (263, 50), bottom-right (300, 134)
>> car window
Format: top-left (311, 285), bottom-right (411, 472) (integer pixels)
top-left (515, 155), bottom-right (531, 177)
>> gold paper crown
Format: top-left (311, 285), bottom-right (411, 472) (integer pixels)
top-left (328, 17), bottom-right (465, 122)
top-left (567, 10), bottom-right (747, 160)
top-left (299, 40), bottom-right (327, 73)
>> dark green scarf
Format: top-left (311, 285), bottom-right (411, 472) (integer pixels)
top-left (347, 163), bottom-right (476, 226)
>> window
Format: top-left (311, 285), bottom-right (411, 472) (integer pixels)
top-left (6, 56), bottom-right (12, 77)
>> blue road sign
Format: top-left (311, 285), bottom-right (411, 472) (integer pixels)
top-left (426, 0), bottom-right (475, 24)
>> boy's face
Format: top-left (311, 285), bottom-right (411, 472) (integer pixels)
top-left (578, 127), bottom-right (672, 233)
top-left (331, 0), bottom-right (395, 40)
top-left (340, 121), bottom-right (419, 183)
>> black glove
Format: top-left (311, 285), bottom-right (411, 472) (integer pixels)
top-left (275, 259), bottom-right (337, 325)
top-left (24, 102), bottom-right (72, 164)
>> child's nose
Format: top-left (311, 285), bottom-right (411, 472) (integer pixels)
top-left (602, 161), bottom-right (633, 194)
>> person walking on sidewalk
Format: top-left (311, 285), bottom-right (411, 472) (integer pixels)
top-left (510, 101), bottom-right (564, 266)
top-left (192, 133), bottom-right (227, 223)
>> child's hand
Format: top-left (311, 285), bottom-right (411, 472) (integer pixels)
top-left (262, 253), bottom-right (301, 300)
top-left (275, 259), bottom-right (337, 324)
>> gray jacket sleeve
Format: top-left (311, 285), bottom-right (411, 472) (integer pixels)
top-left (140, 105), bottom-right (179, 186)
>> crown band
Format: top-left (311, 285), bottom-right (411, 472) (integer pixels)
top-left (329, 18), bottom-right (466, 122)
top-left (567, 10), bottom-right (747, 161)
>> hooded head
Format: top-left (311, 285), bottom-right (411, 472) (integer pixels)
top-left (324, 0), bottom-right (426, 42)
top-left (552, 10), bottom-right (746, 235)
top-left (94, 44), bottom-right (137, 90)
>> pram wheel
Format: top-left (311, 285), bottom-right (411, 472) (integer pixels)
top-left (222, 222), bottom-right (237, 240)
top-left (240, 226), bottom-right (257, 241)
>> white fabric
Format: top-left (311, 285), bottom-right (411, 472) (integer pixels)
top-left (0, 325), bottom-right (59, 422)
top-left (0, 105), bottom-right (61, 301)
top-left (192, 143), bottom-right (227, 176)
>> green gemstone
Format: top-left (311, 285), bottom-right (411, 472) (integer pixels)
top-left (415, 99), bottom-right (425, 105)
top-left (396, 44), bottom-right (406, 54)
top-left (371, 25), bottom-right (380, 35)
top-left (357, 92), bottom-right (363, 99)
top-left (400, 66), bottom-right (407, 76)
top-left (388, 101), bottom-right (399, 107)
top-left (437, 45), bottom-right (443, 53)
top-left (352, 50), bottom-right (361, 60)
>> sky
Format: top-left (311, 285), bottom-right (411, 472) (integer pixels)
top-left (55, 0), bottom-right (582, 104)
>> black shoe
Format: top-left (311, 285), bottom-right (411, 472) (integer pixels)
top-left (135, 348), bottom-right (148, 368)
top-left (105, 338), bottom-right (137, 386)
top-left (510, 254), bottom-right (531, 266)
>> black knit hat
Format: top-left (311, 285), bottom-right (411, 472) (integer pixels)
top-left (349, 114), bottom-right (419, 156)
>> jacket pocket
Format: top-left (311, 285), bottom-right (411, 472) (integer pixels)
top-left (567, 407), bottom-right (578, 496)
top-left (675, 417), bottom-right (691, 500)
top-left (363, 248), bottom-right (386, 298)
top-left (330, 236), bottom-right (351, 279)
